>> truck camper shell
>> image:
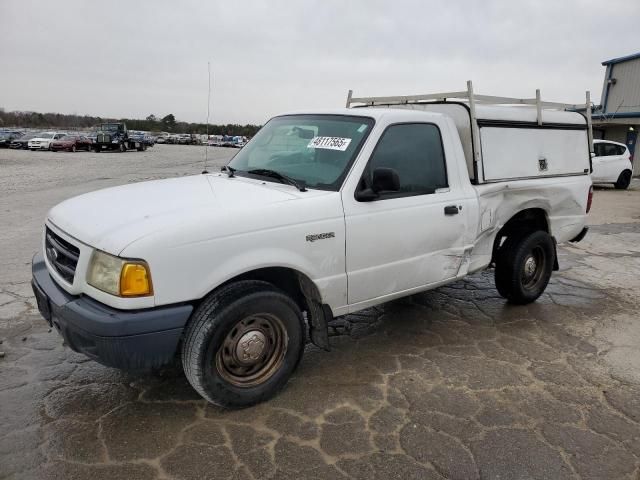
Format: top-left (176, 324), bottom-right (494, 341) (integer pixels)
top-left (346, 81), bottom-right (593, 184)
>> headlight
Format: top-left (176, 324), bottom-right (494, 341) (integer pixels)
top-left (86, 250), bottom-right (152, 297)
top-left (111, 140), bottom-right (119, 144)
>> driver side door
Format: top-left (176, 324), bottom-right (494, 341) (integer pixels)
top-left (342, 121), bottom-right (471, 309)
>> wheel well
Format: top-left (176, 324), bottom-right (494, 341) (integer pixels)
top-left (491, 208), bottom-right (550, 264)
top-left (213, 267), bottom-right (331, 350)
top-left (224, 267), bottom-right (310, 311)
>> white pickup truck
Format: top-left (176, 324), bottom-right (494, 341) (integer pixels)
top-left (32, 83), bottom-right (593, 407)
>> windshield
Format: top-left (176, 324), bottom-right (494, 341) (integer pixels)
top-left (38, 132), bottom-right (55, 139)
top-left (98, 124), bottom-right (120, 132)
top-left (60, 135), bottom-right (77, 141)
top-left (227, 114), bottom-right (374, 191)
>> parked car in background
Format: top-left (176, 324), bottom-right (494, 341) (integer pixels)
top-left (207, 135), bottom-right (223, 146)
top-left (128, 131), bottom-right (153, 150)
top-left (50, 134), bottom-right (93, 152)
top-left (0, 131), bottom-right (24, 148)
top-left (165, 134), bottom-right (180, 144)
top-left (233, 136), bottom-right (247, 148)
top-left (150, 132), bottom-right (169, 144)
top-left (28, 132), bottom-right (65, 150)
top-left (592, 139), bottom-right (634, 189)
top-left (221, 135), bottom-right (237, 148)
top-left (177, 134), bottom-right (193, 145)
top-left (10, 133), bottom-right (39, 149)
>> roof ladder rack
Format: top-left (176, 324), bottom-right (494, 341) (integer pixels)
top-left (345, 80), bottom-right (593, 153)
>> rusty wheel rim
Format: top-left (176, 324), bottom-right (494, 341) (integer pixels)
top-left (522, 245), bottom-right (545, 290)
top-left (215, 313), bottom-right (288, 387)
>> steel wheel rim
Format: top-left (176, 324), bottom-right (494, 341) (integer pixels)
top-left (522, 246), bottom-right (545, 290)
top-left (216, 313), bottom-right (288, 387)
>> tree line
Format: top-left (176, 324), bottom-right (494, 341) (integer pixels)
top-left (0, 109), bottom-right (261, 137)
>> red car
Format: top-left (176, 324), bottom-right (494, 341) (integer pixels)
top-left (50, 135), bottom-right (93, 152)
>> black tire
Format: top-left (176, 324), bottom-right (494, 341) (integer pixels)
top-left (71, 144), bottom-right (76, 153)
top-left (614, 170), bottom-right (632, 190)
top-left (182, 280), bottom-right (305, 407)
top-left (119, 142), bottom-right (126, 152)
top-left (495, 230), bottom-right (555, 304)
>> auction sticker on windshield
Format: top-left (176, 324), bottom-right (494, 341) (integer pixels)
top-left (307, 136), bottom-right (352, 151)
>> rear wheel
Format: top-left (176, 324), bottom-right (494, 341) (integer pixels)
top-left (495, 230), bottom-right (555, 304)
top-left (614, 170), bottom-right (632, 190)
top-left (182, 280), bottom-right (305, 407)
top-left (71, 144), bottom-right (76, 153)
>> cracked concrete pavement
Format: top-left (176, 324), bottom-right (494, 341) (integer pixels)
top-left (1, 146), bottom-right (640, 479)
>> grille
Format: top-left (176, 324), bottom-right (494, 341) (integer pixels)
top-left (45, 227), bottom-right (80, 283)
top-left (97, 133), bottom-right (110, 143)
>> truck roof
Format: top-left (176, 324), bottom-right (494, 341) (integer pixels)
top-left (276, 107), bottom-right (444, 121)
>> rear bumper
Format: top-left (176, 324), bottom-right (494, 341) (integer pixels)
top-left (31, 252), bottom-right (193, 370)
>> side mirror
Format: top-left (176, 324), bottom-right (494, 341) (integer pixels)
top-left (372, 167), bottom-right (400, 193)
top-left (355, 167), bottom-right (401, 202)
top-left (590, 152), bottom-right (596, 158)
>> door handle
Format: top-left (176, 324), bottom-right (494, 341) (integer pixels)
top-left (444, 205), bottom-right (459, 215)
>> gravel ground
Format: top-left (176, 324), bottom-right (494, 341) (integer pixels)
top-left (1, 145), bottom-right (640, 480)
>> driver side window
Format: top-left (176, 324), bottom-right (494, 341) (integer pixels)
top-left (364, 123), bottom-right (448, 198)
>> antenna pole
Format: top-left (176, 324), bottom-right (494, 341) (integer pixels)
top-left (203, 61), bottom-right (212, 174)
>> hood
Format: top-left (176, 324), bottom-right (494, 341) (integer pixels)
top-left (30, 137), bottom-right (53, 142)
top-left (47, 174), bottom-right (319, 254)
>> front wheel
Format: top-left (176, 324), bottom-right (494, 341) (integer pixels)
top-left (119, 142), bottom-right (126, 152)
top-left (614, 170), bottom-right (632, 190)
top-left (495, 230), bottom-right (555, 304)
top-left (71, 144), bottom-right (76, 153)
top-left (182, 280), bottom-right (305, 407)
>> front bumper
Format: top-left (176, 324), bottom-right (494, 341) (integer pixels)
top-left (31, 252), bottom-right (193, 370)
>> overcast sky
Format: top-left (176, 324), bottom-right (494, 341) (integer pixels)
top-left (1, 0), bottom-right (639, 125)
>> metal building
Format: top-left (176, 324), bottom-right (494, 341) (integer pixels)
top-left (592, 51), bottom-right (640, 158)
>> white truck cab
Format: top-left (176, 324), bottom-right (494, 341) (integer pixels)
top-left (32, 83), bottom-right (593, 407)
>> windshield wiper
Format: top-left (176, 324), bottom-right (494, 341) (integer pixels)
top-left (247, 168), bottom-right (307, 192)
top-left (221, 165), bottom-right (236, 177)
